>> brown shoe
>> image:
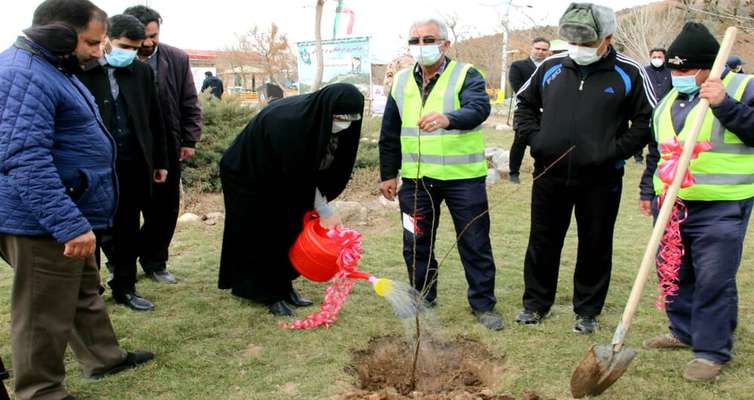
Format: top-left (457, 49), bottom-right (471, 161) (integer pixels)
top-left (683, 358), bottom-right (722, 382)
top-left (643, 333), bottom-right (691, 350)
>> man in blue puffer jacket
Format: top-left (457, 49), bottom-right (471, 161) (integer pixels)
top-left (0, 1), bottom-right (153, 398)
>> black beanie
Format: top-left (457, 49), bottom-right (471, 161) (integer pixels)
top-left (666, 22), bottom-right (719, 69)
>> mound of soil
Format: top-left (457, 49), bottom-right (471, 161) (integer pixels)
top-left (341, 335), bottom-right (547, 400)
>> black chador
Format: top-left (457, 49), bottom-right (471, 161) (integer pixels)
top-left (218, 83), bottom-right (364, 315)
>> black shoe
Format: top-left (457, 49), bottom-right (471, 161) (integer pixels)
top-left (146, 270), bottom-right (177, 284)
top-left (286, 288), bottom-right (313, 307)
top-left (62, 396), bottom-right (78, 400)
top-left (91, 351), bottom-right (154, 380)
top-left (113, 292), bottom-right (155, 312)
top-left (515, 309), bottom-right (544, 325)
top-left (573, 315), bottom-right (598, 334)
top-left (425, 299), bottom-right (438, 309)
top-left (473, 309), bottom-right (505, 331)
top-left (268, 301), bottom-right (294, 316)
top-left (509, 174), bottom-right (521, 184)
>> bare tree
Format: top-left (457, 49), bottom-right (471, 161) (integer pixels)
top-left (615, 2), bottom-right (685, 63)
top-left (242, 23), bottom-right (295, 84)
top-left (676, 0), bottom-right (754, 32)
top-left (312, 0), bottom-right (325, 90)
top-left (217, 46), bottom-right (251, 87)
top-left (444, 13), bottom-right (469, 58)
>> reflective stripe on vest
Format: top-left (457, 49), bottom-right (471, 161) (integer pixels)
top-left (392, 60), bottom-right (487, 180)
top-left (653, 73), bottom-right (754, 200)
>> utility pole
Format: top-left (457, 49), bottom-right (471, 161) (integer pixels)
top-left (500, 0), bottom-right (511, 98)
top-left (488, 0), bottom-right (533, 101)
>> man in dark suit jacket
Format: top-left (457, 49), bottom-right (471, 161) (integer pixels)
top-left (124, 5), bottom-right (203, 285)
top-left (508, 37), bottom-right (550, 183)
top-left (78, 14), bottom-right (168, 311)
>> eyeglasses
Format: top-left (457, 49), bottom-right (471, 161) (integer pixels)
top-left (408, 36), bottom-right (443, 45)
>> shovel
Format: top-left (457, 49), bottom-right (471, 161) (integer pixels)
top-left (570, 26), bottom-right (738, 398)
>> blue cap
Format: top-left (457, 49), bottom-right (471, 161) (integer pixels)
top-left (727, 56), bottom-right (745, 68)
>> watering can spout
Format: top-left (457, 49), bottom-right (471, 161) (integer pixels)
top-left (346, 271), bottom-right (372, 280)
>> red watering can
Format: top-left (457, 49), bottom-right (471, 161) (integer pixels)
top-left (289, 211), bottom-right (371, 282)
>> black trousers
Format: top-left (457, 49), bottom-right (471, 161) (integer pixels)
top-left (139, 150), bottom-right (180, 272)
top-left (522, 174), bottom-right (622, 316)
top-left (101, 159), bottom-right (149, 294)
top-left (509, 128), bottom-right (527, 176)
top-left (399, 177), bottom-right (497, 311)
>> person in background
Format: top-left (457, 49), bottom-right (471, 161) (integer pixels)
top-left (513, 2), bottom-right (655, 333)
top-left (727, 55), bottom-right (745, 73)
top-left (201, 70), bottom-right (224, 99)
top-left (640, 22), bottom-right (754, 382)
top-left (0, 1), bottom-right (154, 398)
top-left (379, 18), bottom-right (503, 331)
top-left (508, 37), bottom-right (551, 183)
top-left (123, 5), bottom-right (203, 285)
top-left (258, 82), bottom-right (285, 105)
top-left (219, 84), bottom-right (363, 317)
top-left (77, 14), bottom-right (168, 312)
top-left (633, 47), bottom-right (672, 163)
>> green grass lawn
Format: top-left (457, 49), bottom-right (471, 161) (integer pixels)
top-left (1, 129), bottom-right (753, 399)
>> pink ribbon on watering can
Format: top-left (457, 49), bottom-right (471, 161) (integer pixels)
top-left (281, 228), bottom-right (363, 330)
top-left (657, 137), bottom-right (712, 189)
top-left (328, 228), bottom-right (363, 272)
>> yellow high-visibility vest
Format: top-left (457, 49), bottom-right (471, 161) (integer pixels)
top-left (391, 60), bottom-right (487, 180)
top-left (653, 72), bottom-right (754, 200)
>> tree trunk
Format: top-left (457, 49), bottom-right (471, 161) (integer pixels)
top-left (313, 0), bottom-right (325, 91)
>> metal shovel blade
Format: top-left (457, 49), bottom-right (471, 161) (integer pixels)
top-left (570, 344), bottom-right (637, 398)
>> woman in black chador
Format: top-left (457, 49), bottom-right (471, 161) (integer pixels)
top-left (219, 83), bottom-right (364, 316)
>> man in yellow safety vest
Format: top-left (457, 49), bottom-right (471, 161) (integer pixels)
top-left (640, 22), bottom-right (754, 382)
top-left (378, 17), bottom-right (502, 330)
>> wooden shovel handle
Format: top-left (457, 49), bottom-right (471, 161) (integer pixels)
top-left (612, 27), bottom-right (739, 352)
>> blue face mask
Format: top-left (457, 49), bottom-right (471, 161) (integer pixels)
top-left (105, 47), bottom-right (137, 68)
top-left (671, 70), bottom-right (701, 94)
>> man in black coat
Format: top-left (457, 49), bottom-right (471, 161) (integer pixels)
top-left (124, 5), bottom-right (203, 284)
top-left (201, 71), bottom-right (224, 99)
top-left (508, 37), bottom-right (550, 183)
top-left (77, 14), bottom-right (168, 311)
top-left (634, 47), bottom-right (672, 163)
top-left (514, 3), bottom-right (655, 333)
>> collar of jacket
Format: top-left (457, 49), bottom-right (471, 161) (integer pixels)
top-left (561, 45), bottom-right (617, 72)
top-left (414, 56), bottom-right (449, 79)
top-left (14, 36), bottom-right (61, 67)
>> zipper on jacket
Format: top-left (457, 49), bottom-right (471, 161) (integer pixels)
top-left (579, 80), bottom-right (585, 91)
top-left (68, 76), bottom-right (120, 224)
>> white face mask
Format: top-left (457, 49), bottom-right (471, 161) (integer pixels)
top-left (568, 43), bottom-right (602, 66)
top-left (332, 119), bottom-right (351, 134)
top-left (651, 58), bottom-right (664, 68)
top-left (409, 44), bottom-right (443, 66)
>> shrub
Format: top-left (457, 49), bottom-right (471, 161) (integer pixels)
top-left (182, 92), bottom-right (258, 192)
top-left (354, 115), bottom-right (382, 169)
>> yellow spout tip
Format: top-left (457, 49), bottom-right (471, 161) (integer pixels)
top-left (373, 278), bottom-right (394, 297)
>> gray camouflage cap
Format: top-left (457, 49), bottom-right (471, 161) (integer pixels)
top-left (559, 3), bottom-right (616, 44)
